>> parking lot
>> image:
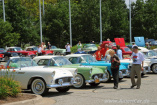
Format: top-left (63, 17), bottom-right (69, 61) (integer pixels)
top-left (38, 73), bottom-right (156, 105)
top-left (1, 61), bottom-right (157, 105)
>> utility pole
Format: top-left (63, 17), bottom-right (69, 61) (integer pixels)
top-left (2, 0), bottom-right (6, 22)
top-left (39, 0), bottom-right (42, 43)
top-left (100, 0), bottom-right (102, 42)
top-left (69, 0), bottom-right (72, 46)
top-left (129, 0), bottom-right (132, 44)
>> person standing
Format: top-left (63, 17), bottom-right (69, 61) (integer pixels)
top-left (130, 46), bottom-right (144, 89)
top-left (94, 46), bottom-right (102, 61)
top-left (109, 49), bottom-right (120, 89)
top-left (47, 42), bottom-right (51, 50)
top-left (43, 42), bottom-right (46, 50)
top-left (132, 42), bottom-right (136, 48)
top-left (116, 45), bottom-right (123, 60)
top-left (65, 43), bottom-right (72, 55)
top-left (101, 44), bottom-right (109, 58)
top-left (77, 41), bottom-right (82, 51)
top-left (37, 45), bottom-right (42, 56)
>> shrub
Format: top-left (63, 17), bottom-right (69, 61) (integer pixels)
top-left (0, 66), bottom-right (21, 99)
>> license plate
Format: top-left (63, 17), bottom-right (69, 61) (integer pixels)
top-left (95, 79), bottom-right (100, 83)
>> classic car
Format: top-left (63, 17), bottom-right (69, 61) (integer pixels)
top-left (66, 54), bottom-right (130, 82)
top-left (140, 50), bottom-right (157, 74)
top-left (100, 41), bottom-right (116, 49)
top-left (0, 54), bottom-right (4, 61)
top-left (150, 40), bottom-right (157, 46)
top-left (7, 47), bottom-right (36, 58)
top-left (33, 55), bottom-right (108, 88)
top-left (82, 44), bottom-right (97, 54)
top-left (49, 46), bottom-right (66, 55)
top-left (0, 48), bottom-right (19, 61)
top-left (0, 57), bottom-right (77, 95)
top-left (25, 46), bottom-right (53, 55)
top-left (114, 38), bottom-right (132, 58)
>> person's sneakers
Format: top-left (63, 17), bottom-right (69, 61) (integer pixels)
top-left (136, 87), bottom-right (140, 89)
top-left (130, 85), bottom-right (136, 88)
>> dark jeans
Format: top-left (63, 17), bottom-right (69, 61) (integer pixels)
top-left (111, 68), bottom-right (119, 87)
top-left (66, 52), bottom-right (71, 55)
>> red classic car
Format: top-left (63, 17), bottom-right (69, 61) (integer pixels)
top-left (114, 38), bottom-right (132, 58)
top-left (100, 38), bottom-right (132, 58)
top-left (25, 46), bottom-right (53, 55)
top-left (7, 47), bottom-right (36, 58)
top-left (0, 54), bottom-right (4, 61)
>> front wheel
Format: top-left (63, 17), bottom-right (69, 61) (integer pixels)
top-left (89, 83), bottom-right (100, 87)
top-left (56, 87), bottom-right (70, 92)
top-left (104, 71), bottom-right (111, 83)
top-left (31, 79), bottom-right (49, 95)
top-left (152, 64), bottom-right (157, 74)
top-left (73, 74), bottom-right (86, 88)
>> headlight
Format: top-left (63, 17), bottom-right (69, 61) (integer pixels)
top-left (52, 71), bottom-right (55, 77)
top-left (74, 69), bottom-right (78, 76)
top-left (90, 68), bottom-right (92, 74)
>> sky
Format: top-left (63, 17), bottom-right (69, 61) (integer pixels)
top-left (125, 0), bottom-right (137, 7)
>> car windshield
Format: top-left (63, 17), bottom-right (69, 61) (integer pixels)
top-left (124, 48), bottom-right (131, 52)
top-left (33, 47), bottom-right (38, 51)
top-left (141, 52), bottom-right (147, 58)
top-left (9, 58), bottom-right (38, 68)
top-left (82, 55), bottom-right (97, 63)
top-left (53, 57), bottom-right (72, 66)
top-left (0, 48), bottom-right (5, 52)
top-left (14, 47), bottom-right (22, 51)
top-left (51, 46), bottom-right (57, 49)
top-left (85, 44), bottom-right (97, 48)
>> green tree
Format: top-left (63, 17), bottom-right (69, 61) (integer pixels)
top-left (0, 19), bottom-right (20, 47)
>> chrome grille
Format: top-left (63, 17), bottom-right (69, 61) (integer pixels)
top-left (92, 74), bottom-right (103, 79)
top-left (55, 77), bottom-right (72, 84)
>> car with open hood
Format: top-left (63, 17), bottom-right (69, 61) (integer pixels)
top-left (0, 48), bottom-right (19, 61)
top-left (7, 47), bottom-right (36, 58)
top-left (134, 37), bottom-right (146, 47)
top-left (114, 38), bottom-right (132, 58)
top-left (66, 54), bottom-right (130, 82)
top-left (49, 46), bottom-right (66, 55)
top-left (0, 57), bottom-right (76, 95)
top-left (33, 55), bottom-right (108, 89)
top-left (25, 46), bottom-right (53, 55)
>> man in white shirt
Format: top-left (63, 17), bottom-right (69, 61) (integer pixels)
top-left (37, 45), bottom-right (42, 56)
top-left (130, 46), bottom-right (144, 89)
top-left (65, 43), bottom-right (72, 55)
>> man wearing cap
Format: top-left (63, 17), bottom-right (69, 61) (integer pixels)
top-left (65, 43), bottom-right (72, 55)
top-left (130, 46), bottom-right (144, 89)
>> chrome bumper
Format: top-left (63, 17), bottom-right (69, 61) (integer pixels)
top-left (119, 71), bottom-right (123, 79)
top-left (47, 82), bottom-right (75, 88)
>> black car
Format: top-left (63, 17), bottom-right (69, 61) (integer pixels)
top-left (0, 48), bottom-right (19, 61)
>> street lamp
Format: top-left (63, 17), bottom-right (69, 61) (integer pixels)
top-left (69, 0), bottom-right (72, 46)
top-left (100, 0), bottom-right (102, 42)
top-left (2, 0), bottom-right (6, 22)
top-left (39, 0), bottom-right (42, 44)
top-left (129, 0), bottom-right (132, 44)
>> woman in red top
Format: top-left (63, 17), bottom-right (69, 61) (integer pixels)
top-left (94, 46), bottom-right (102, 61)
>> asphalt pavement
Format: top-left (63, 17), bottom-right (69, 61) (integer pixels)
top-left (1, 61), bottom-right (157, 105)
top-left (43, 73), bottom-right (157, 105)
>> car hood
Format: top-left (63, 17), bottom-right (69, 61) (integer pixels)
top-left (114, 38), bottom-right (126, 47)
top-left (134, 37), bottom-right (145, 47)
